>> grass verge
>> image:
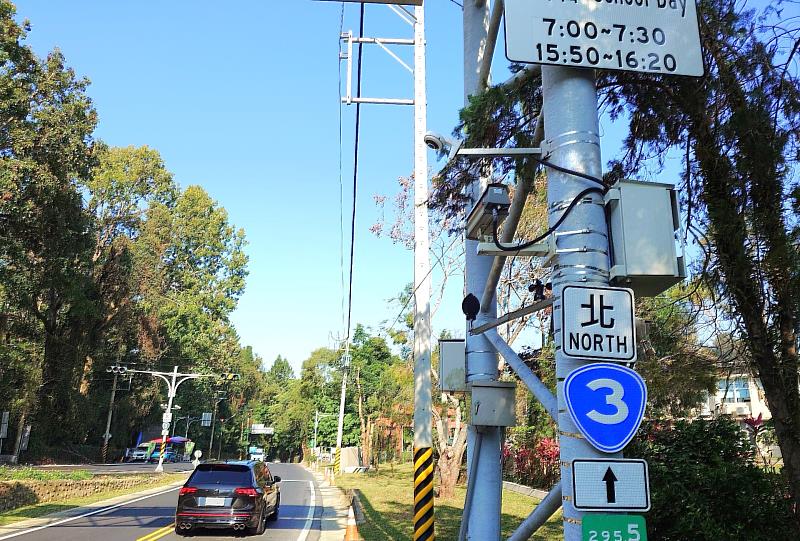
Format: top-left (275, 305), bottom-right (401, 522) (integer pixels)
top-left (0, 472), bottom-right (188, 527)
top-left (336, 463), bottom-right (562, 540)
top-left (0, 467), bottom-right (93, 482)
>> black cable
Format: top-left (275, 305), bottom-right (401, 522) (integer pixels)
top-left (532, 157), bottom-right (609, 190)
top-left (492, 186), bottom-right (607, 252)
top-left (345, 4), bottom-right (365, 343)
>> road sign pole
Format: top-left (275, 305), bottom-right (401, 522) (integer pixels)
top-left (542, 65), bottom-right (621, 539)
top-left (464, 2), bottom-right (503, 540)
top-left (155, 365), bottom-right (178, 473)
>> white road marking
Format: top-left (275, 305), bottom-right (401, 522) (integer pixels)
top-left (279, 479), bottom-right (316, 541)
top-left (0, 486), bottom-right (181, 540)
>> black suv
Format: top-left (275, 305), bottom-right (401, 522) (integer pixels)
top-left (175, 461), bottom-right (280, 536)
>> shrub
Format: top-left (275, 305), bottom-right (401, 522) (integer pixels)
top-left (502, 437), bottom-right (560, 489)
top-left (627, 418), bottom-right (796, 541)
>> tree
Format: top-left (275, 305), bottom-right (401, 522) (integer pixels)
top-left (267, 355), bottom-right (294, 385)
top-left (0, 1), bottom-right (98, 443)
top-left (427, 0), bottom-right (800, 520)
top-left (597, 0), bottom-right (800, 520)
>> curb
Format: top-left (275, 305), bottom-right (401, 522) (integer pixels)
top-left (347, 489), bottom-right (366, 525)
top-left (502, 480), bottom-right (549, 501)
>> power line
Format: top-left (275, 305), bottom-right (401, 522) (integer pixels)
top-left (345, 3), bottom-right (366, 343)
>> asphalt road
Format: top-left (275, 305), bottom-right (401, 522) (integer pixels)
top-left (0, 463), bottom-right (321, 541)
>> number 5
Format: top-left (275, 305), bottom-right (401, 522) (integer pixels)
top-left (586, 379), bottom-right (629, 424)
top-left (628, 524), bottom-right (641, 541)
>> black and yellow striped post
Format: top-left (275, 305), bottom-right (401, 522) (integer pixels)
top-left (159, 438), bottom-right (167, 463)
top-left (413, 446), bottom-right (434, 540)
top-left (334, 447), bottom-right (342, 475)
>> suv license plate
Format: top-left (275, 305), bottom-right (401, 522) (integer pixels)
top-left (202, 497), bottom-right (225, 506)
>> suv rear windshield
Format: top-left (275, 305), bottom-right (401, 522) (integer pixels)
top-left (188, 464), bottom-right (252, 485)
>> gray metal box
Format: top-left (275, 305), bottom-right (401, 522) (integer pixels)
top-left (470, 381), bottom-right (516, 427)
top-left (439, 339), bottom-right (467, 392)
top-left (605, 180), bottom-right (686, 297)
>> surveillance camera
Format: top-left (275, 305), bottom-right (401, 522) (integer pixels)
top-left (424, 132), bottom-right (450, 153)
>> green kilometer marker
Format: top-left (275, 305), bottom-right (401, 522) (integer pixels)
top-left (582, 514), bottom-right (647, 541)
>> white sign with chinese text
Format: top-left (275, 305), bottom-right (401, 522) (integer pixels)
top-left (562, 285), bottom-right (636, 362)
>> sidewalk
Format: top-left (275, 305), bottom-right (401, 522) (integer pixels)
top-left (304, 465), bottom-right (353, 541)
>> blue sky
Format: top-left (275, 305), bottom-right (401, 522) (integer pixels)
top-left (14, 1), bottom-right (475, 373)
top-left (14, 1), bottom-right (685, 374)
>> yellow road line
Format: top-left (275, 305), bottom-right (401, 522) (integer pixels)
top-left (135, 523), bottom-right (174, 541)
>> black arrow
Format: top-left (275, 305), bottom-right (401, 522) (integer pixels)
top-left (603, 468), bottom-right (618, 503)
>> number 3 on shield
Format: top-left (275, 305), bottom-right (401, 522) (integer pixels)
top-left (586, 378), bottom-right (629, 424)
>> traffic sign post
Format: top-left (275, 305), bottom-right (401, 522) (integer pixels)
top-left (504, 0), bottom-right (703, 76)
top-left (562, 285), bottom-right (636, 362)
top-left (572, 459), bottom-right (650, 512)
top-left (582, 514), bottom-right (647, 541)
top-left (564, 363), bottom-right (647, 453)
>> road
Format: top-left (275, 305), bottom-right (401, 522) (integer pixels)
top-left (0, 463), bottom-right (321, 541)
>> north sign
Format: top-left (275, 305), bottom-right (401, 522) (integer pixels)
top-left (564, 363), bottom-right (646, 453)
top-left (562, 285), bottom-right (636, 363)
top-left (504, 0), bottom-right (703, 76)
top-left (572, 458), bottom-right (650, 512)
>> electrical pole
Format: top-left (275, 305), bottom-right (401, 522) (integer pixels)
top-left (209, 391), bottom-right (226, 456)
top-left (334, 346), bottom-right (351, 474)
top-left (411, 3), bottom-right (434, 541)
top-left (102, 364), bottom-right (125, 464)
top-left (463, 2), bottom-right (503, 540)
top-left (543, 64), bottom-right (616, 540)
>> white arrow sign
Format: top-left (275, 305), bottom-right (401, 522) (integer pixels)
top-left (572, 458), bottom-right (650, 512)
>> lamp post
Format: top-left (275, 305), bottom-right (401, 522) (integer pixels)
top-left (127, 366), bottom-right (216, 472)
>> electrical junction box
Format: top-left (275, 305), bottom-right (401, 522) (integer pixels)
top-left (470, 381), bottom-right (516, 427)
top-left (438, 339), bottom-right (467, 392)
top-left (466, 183), bottom-right (511, 241)
top-left (605, 180), bottom-right (687, 297)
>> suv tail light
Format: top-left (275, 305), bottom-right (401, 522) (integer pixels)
top-left (179, 487), bottom-right (197, 496)
top-left (234, 487), bottom-right (258, 497)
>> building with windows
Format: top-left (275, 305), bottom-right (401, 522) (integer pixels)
top-left (699, 374), bottom-right (771, 420)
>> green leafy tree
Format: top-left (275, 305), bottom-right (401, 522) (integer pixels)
top-left (0, 1), bottom-right (97, 444)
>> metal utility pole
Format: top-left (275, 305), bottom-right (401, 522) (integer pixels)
top-left (334, 1), bottom-right (432, 535)
top-left (543, 64), bottom-right (615, 540)
top-left (463, 2), bottom-right (503, 540)
top-left (334, 347), bottom-right (351, 473)
top-left (411, 3), bottom-right (434, 541)
top-left (102, 363), bottom-right (127, 463)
